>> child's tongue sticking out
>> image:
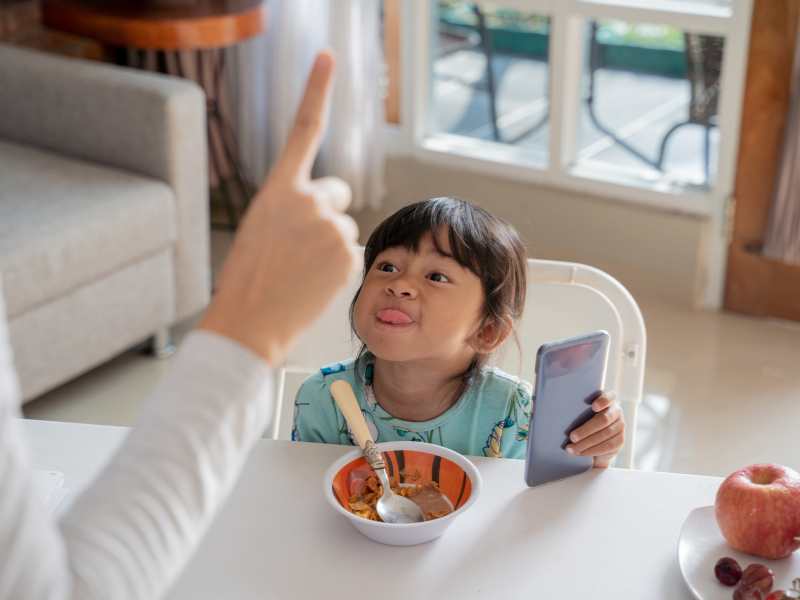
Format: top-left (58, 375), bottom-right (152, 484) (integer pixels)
top-left (377, 308), bottom-right (413, 325)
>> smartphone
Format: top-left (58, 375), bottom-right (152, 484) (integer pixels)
top-left (524, 331), bottom-right (610, 487)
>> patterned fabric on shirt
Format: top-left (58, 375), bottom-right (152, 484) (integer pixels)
top-left (292, 353), bottom-right (532, 459)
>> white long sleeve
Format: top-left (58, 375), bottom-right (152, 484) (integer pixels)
top-left (0, 305), bottom-right (274, 599)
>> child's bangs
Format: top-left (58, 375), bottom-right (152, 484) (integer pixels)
top-left (365, 199), bottom-right (485, 276)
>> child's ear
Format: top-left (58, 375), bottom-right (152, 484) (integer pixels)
top-left (469, 316), bottom-right (513, 355)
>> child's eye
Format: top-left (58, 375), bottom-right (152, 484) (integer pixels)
top-left (428, 272), bottom-right (450, 283)
top-left (377, 262), bottom-right (398, 273)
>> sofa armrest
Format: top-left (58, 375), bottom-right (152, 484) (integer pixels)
top-left (0, 44), bottom-right (210, 320)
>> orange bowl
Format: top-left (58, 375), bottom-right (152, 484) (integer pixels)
top-left (324, 441), bottom-right (482, 545)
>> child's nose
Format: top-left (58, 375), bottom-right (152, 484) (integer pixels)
top-left (386, 280), bottom-right (417, 298)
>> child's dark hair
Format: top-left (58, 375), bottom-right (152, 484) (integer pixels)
top-left (350, 197), bottom-right (527, 380)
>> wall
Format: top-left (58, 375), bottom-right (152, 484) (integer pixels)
top-left (352, 156), bottom-right (707, 307)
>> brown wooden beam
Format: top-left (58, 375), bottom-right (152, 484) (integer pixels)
top-left (724, 0), bottom-right (800, 320)
top-left (384, 0), bottom-right (401, 125)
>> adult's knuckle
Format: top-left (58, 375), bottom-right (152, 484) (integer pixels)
top-left (295, 114), bottom-right (321, 134)
top-left (316, 216), bottom-right (336, 237)
top-left (328, 221), bottom-right (351, 251)
top-left (291, 189), bottom-right (315, 209)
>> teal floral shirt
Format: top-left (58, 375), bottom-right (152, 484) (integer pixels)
top-left (292, 353), bottom-right (532, 459)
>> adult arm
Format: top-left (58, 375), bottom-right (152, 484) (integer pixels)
top-left (0, 50), bottom-right (357, 600)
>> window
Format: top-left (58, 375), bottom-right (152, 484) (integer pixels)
top-left (578, 21), bottom-right (725, 188)
top-left (397, 0), bottom-right (753, 215)
top-left (432, 4), bottom-right (551, 166)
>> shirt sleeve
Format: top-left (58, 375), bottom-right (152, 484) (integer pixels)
top-left (0, 299), bottom-right (274, 599)
top-left (292, 371), bottom-right (347, 445)
top-left (499, 385), bottom-right (533, 460)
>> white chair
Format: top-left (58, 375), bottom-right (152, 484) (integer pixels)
top-left (278, 251), bottom-right (646, 468)
top-left (492, 259), bottom-right (647, 468)
top-left (272, 367), bottom-right (315, 441)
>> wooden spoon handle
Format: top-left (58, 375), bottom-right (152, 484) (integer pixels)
top-left (330, 380), bottom-right (374, 450)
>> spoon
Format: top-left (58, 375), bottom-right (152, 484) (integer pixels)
top-left (330, 380), bottom-right (424, 524)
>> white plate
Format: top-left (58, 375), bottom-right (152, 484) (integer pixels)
top-left (678, 506), bottom-right (800, 599)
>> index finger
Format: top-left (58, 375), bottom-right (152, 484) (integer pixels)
top-left (273, 51), bottom-right (336, 182)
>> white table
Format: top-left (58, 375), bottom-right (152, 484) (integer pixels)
top-left (23, 419), bottom-right (720, 599)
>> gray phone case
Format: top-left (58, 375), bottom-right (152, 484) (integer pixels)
top-left (524, 331), bottom-right (610, 487)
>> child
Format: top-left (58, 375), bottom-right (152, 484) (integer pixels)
top-left (292, 197), bottom-right (624, 464)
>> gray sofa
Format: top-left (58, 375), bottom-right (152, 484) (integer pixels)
top-left (0, 44), bottom-right (210, 401)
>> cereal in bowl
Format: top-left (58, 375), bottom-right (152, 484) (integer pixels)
top-left (347, 468), bottom-right (453, 522)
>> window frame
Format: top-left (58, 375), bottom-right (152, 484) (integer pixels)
top-left (391, 0), bottom-right (753, 218)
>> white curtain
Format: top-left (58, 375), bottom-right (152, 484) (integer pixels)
top-left (234, 0), bottom-right (386, 211)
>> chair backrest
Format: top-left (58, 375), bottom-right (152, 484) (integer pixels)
top-left (684, 32), bottom-right (723, 122)
top-left (282, 251), bottom-right (646, 467)
top-left (271, 367), bottom-right (316, 441)
top-left (492, 259), bottom-right (646, 467)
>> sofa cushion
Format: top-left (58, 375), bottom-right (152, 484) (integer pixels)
top-left (0, 140), bottom-right (177, 318)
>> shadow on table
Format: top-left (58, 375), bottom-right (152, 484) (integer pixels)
top-left (424, 466), bottom-right (597, 597)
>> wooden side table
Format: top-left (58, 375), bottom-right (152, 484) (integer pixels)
top-left (41, 0), bottom-right (267, 229)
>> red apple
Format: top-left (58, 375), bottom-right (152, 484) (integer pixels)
top-left (715, 464), bottom-right (800, 560)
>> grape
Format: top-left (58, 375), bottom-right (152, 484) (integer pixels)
top-left (715, 557), bottom-right (743, 586)
top-left (734, 586), bottom-right (764, 600)
top-left (740, 564), bottom-right (775, 596)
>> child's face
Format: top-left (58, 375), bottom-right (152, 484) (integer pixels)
top-left (354, 229), bottom-right (485, 365)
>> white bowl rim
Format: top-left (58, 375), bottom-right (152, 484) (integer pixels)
top-left (323, 441), bottom-right (483, 529)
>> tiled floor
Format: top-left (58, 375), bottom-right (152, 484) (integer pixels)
top-left (634, 299), bottom-right (800, 475)
top-left (22, 232), bottom-right (800, 478)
